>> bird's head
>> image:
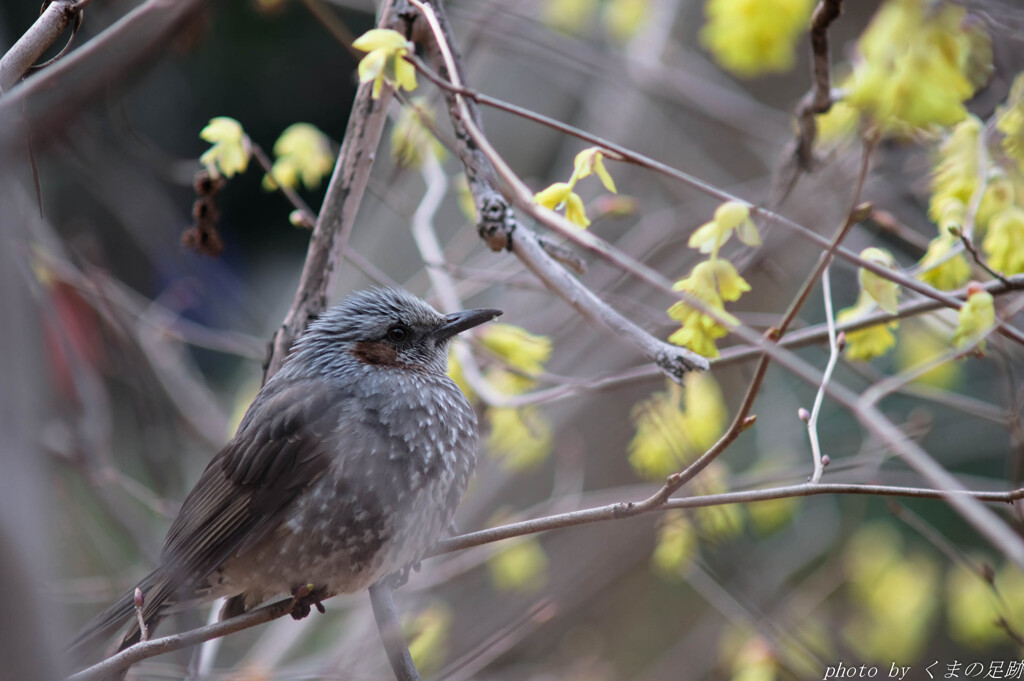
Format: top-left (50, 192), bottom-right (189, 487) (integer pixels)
top-left (292, 288), bottom-right (502, 376)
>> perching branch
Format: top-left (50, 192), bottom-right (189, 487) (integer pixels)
top-left (66, 475), bottom-right (1024, 679)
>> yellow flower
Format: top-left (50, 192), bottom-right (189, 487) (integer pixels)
top-left (700, 0), bottom-right (815, 78)
top-left (996, 72), bottom-right (1024, 173)
top-left (487, 406), bottom-right (553, 471)
top-left (666, 261), bottom-right (744, 359)
top-left (534, 182), bottom-right (571, 209)
top-left (916, 234), bottom-right (971, 291)
top-left (982, 206), bottom-right (1024, 275)
top-left (353, 29), bottom-right (417, 99)
top-left (689, 201), bottom-right (760, 256)
top-left (534, 182), bottom-right (590, 227)
top-left (816, 99), bottom-right (861, 146)
top-left (845, 553), bottom-right (939, 660)
top-left (846, 0), bottom-right (986, 135)
top-left (390, 99), bottom-right (446, 169)
top-left (479, 323), bottom-right (552, 377)
top-left (667, 260), bottom-right (748, 359)
top-left (488, 534), bottom-right (549, 593)
top-left (564, 192), bottom-right (589, 227)
top-left (975, 172), bottom-right (1015, 234)
top-left (262, 123), bottom-right (334, 191)
top-left (571, 147), bottom-right (617, 193)
top-left (933, 115), bottom-right (978, 224)
top-left (837, 292), bottom-right (898, 362)
top-left (929, 116), bottom-right (982, 223)
top-left (628, 374), bottom-right (727, 479)
top-left (692, 463), bottom-right (744, 540)
top-left (895, 323), bottom-right (960, 389)
top-left (858, 247), bottom-right (900, 314)
top-left (484, 369), bottom-right (551, 471)
top-left (945, 561), bottom-right (1003, 648)
top-left (747, 496), bottom-right (799, 535)
top-left (199, 117), bottom-right (250, 178)
top-left (683, 371), bottom-right (727, 451)
top-left (953, 286), bottom-right (995, 351)
top-left (651, 510), bottom-right (697, 579)
top-left (628, 382), bottom-right (693, 479)
top-left (844, 524), bottom-right (940, 660)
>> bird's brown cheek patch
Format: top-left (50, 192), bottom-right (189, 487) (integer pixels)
top-left (351, 341), bottom-right (402, 367)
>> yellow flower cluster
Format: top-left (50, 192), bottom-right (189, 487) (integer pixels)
top-left (628, 373), bottom-right (726, 479)
top-left (983, 207), bottom-right (1024, 275)
top-left (953, 284), bottom-right (995, 352)
top-left (199, 117), bottom-right (250, 179)
top-left (845, 0), bottom-right (989, 135)
top-left (997, 72), bottom-right (1024, 173)
top-left (262, 123), bottom-right (334, 191)
top-left (534, 147), bottom-right (618, 228)
top-left (843, 523), bottom-right (940, 660)
top-left (668, 201), bottom-right (760, 359)
top-left (700, 0), bottom-right (815, 78)
top-left (895, 323), bottom-right (960, 390)
top-left (487, 532), bottom-right (549, 593)
top-left (651, 510), bottom-right (697, 579)
top-left (448, 323), bottom-right (555, 472)
top-left (838, 248), bottom-right (900, 362)
top-left (946, 559), bottom-right (1024, 649)
top-left (920, 111), bottom-right (1024, 285)
top-left (353, 29), bottom-right (417, 100)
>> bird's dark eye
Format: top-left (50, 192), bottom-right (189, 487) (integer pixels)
top-left (386, 325), bottom-right (410, 342)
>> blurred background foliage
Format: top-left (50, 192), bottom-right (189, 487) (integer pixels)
top-left (3, 0), bottom-right (1024, 679)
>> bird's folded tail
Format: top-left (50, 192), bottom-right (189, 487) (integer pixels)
top-left (67, 569), bottom-right (178, 660)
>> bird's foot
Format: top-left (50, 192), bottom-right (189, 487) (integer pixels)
top-left (290, 584), bottom-right (327, 620)
top-left (386, 559), bottom-right (422, 589)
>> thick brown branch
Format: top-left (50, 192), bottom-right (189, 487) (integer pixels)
top-left (263, 2), bottom-right (408, 380)
top-left (0, 0), bottom-right (205, 151)
top-left (0, 0), bottom-right (90, 92)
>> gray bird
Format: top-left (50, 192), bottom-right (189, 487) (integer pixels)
top-left (70, 287), bottom-right (501, 656)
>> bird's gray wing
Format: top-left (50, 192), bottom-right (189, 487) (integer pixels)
top-left (159, 375), bottom-right (344, 589)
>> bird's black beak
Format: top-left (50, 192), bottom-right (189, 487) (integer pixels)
top-left (434, 308), bottom-right (503, 342)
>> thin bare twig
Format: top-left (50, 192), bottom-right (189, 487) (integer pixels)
top-left (807, 265), bottom-right (839, 482)
top-left (66, 597), bottom-right (298, 681)
top-left (433, 482), bottom-right (1024, 555)
top-left (408, 52), bottom-right (1024, 346)
top-left (248, 137), bottom-right (318, 228)
top-left (959, 230), bottom-right (1011, 284)
top-left (409, 0), bottom-right (708, 378)
top-left (777, 0), bottom-right (843, 197)
top-left (369, 583), bottom-right (422, 681)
